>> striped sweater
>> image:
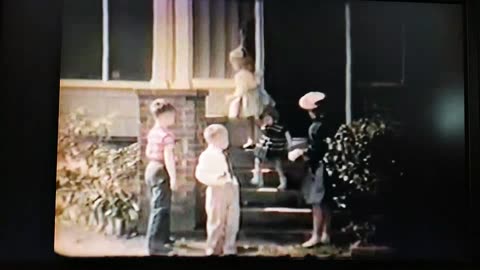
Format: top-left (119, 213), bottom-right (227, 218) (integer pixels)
top-left (254, 122), bottom-right (288, 160)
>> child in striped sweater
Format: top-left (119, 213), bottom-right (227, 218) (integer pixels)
top-left (251, 107), bottom-right (292, 190)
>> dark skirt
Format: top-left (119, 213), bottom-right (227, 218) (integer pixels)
top-left (301, 162), bottom-right (332, 207)
top-left (145, 161), bottom-right (171, 254)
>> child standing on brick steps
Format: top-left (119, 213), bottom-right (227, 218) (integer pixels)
top-left (195, 124), bottom-right (240, 256)
top-left (144, 99), bottom-right (178, 255)
top-left (251, 107), bottom-right (292, 190)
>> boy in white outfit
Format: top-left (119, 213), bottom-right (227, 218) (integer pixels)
top-left (195, 124), bottom-right (240, 256)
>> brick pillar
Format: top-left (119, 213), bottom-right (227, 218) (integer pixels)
top-left (136, 89), bottom-right (208, 233)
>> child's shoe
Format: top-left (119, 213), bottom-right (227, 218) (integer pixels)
top-left (242, 138), bottom-right (255, 150)
top-left (320, 233), bottom-right (331, 245)
top-left (250, 175), bottom-right (264, 187)
top-left (277, 176), bottom-right (287, 190)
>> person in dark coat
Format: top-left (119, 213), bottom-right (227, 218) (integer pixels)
top-left (288, 91), bottom-right (333, 248)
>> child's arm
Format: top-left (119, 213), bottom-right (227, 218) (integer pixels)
top-left (285, 131), bottom-right (293, 150)
top-left (195, 152), bottom-right (229, 186)
top-left (164, 144), bottom-right (177, 190)
top-left (255, 70), bottom-right (264, 85)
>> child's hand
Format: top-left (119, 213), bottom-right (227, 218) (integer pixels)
top-left (255, 70), bottom-right (264, 80)
top-left (170, 180), bottom-right (179, 191)
top-left (288, 149), bottom-right (304, 162)
top-left (218, 172), bottom-right (229, 182)
top-left (146, 178), bottom-right (157, 188)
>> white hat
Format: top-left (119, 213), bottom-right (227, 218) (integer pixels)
top-left (299, 92), bottom-right (326, 110)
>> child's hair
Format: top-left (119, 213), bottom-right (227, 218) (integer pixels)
top-left (241, 55), bottom-right (255, 72)
top-left (150, 98), bottom-right (176, 117)
top-left (259, 106), bottom-right (280, 122)
top-left (203, 124), bottom-right (228, 144)
top-left (230, 49), bottom-right (255, 72)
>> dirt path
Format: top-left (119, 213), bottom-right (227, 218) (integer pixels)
top-left (54, 223), bottom-right (147, 257)
top-left (54, 223), bottom-right (350, 258)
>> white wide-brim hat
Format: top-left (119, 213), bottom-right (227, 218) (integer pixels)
top-left (299, 91), bottom-right (326, 110)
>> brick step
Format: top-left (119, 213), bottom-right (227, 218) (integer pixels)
top-left (236, 168), bottom-right (282, 188)
top-left (240, 187), bottom-right (306, 208)
top-left (229, 148), bottom-right (303, 169)
top-left (205, 116), bottom-right (229, 125)
top-left (235, 167), bottom-right (306, 189)
top-left (240, 208), bottom-right (352, 230)
top-left (229, 148), bottom-right (255, 168)
top-left (240, 207), bottom-right (312, 229)
top-left (226, 119), bottom-right (255, 147)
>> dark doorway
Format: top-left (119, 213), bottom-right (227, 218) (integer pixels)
top-left (264, 0), bottom-right (466, 259)
top-left (264, 0), bottom-right (346, 137)
top-left (350, 2), bottom-right (466, 259)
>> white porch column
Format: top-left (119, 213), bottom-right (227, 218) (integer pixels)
top-left (345, 2), bottom-right (352, 124)
top-left (254, 0), bottom-right (265, 90)
top-left (172, 0), bottom-right (194, 89)
top-left (151, 0), bottom-right (173, 88)
top-left (210, 0), bottom-right (227, 78)
top-left (226, 0), bottom-right (240, 77)
top-left (193, 0), bottom-right (211, 78)
top-left (102, 0), bottom-right (109, 81)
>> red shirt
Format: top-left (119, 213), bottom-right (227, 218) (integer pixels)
top-left (146, 126), bottom-right (175, 162)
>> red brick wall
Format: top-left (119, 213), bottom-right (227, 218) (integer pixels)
top-left (136, 90), bottom-right (208, 233)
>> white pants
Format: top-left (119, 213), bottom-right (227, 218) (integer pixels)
top-left (205, 183), bottom-right (240, 255)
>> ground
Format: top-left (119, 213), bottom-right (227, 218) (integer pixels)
top-left (54, 222), bottom-right (351, 258)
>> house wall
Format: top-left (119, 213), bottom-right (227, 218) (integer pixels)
top-left (59, 82), bottom-right (234, 138)
top-left (59, 88), bottom-right (139, 137)
top-left (58, 0), bottom-right (253, 234)
top-left (59, 0), bottom-right (251, 137)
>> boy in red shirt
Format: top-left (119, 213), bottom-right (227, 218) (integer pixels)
top-left (145, 98), bottom-right (177, 255)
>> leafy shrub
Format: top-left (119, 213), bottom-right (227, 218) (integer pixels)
top-left (56, 109), bottom-right (142, 236)
top-left (323, 118), bottom-right (389, 245)
top-left (323, 118), bottom-right (387, 209)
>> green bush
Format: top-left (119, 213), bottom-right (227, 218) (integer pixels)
top-left (56, 109), bottom-right (142, 237)
top-left (323, 118), bottom-right (386, 208)
top-left (323, 118), bottom-right (387, 245)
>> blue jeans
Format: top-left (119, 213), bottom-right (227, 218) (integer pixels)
top-left (145, 162), bottom-right (171, 254)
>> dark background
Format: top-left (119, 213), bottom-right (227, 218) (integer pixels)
top-left (2, 0), bottom-right (479, 263)
top-left (265, 0), bottom-right (468, 260)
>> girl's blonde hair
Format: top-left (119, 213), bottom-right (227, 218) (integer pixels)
top-left (149, 98), bottom-right (176, 117)
top-left (229, 45), bottom-right (255, 73)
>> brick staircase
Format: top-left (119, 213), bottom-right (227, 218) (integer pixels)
top-left (195, 117), bottom-right (353, 244)
top-left (178, 117), bottom-right (392, 256)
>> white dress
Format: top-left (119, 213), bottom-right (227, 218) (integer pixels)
top-left (230, 69), bottom-right (263, 119)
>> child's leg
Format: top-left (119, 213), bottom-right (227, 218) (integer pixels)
top-left (274, 159), bottom-right (287, 190)
top-left (228, 97), bottom-right (242, 119)
top-left (250, 157), bottom-right (264, 187)
top-left (205, 187), bottom-right (227, 255)
top-left (146, 181), bottom-right (172, 254)
top-left (223, 184), bottom-right (240, 255)
top-left (242, 117), bottom-right (257, 148)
